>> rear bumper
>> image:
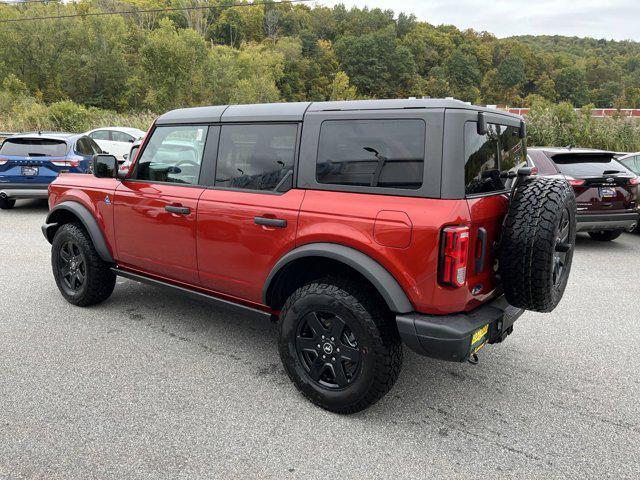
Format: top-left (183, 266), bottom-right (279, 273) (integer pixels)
top-left (396, 295), bottom-right (524, 362)
top-left (0, 183), bottom-right (50, 199)
top-left (576, 212), bottom-right (639, 232)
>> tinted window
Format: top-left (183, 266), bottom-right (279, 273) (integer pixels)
top-left (551, 154), bottom-right (632, 178)
top-left (465, 123), bottom-right (525, 195)
top-left (112, 131), bottom-right (134, 143)
top-left (128, 145), bottom-right (140, 162)
top-left (215, 124), bottom-right (297, 191)
top-left (0, 138), bottom-right (67, 157)
top-left (316, 119), bottom-right (425, 189)
top-left (75, 138), bottom-right (91, 155)
top-left (86, 137), bottom-right (102, 154)
top-left (134, 125), bottom-right (207, 185)
top-left (89, 130), bottom-right (110, 141)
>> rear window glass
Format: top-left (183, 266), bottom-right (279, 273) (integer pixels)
top-left (216, 124), bottom-right (297, 191)
top-left (0, 138), bottom-right (67, 157)
top-left (550, 154), bottom-right (632, 177)
top-left (465, 123), bottom-right (525, 195)
top-left (316, 119), bottom-right (425, 190)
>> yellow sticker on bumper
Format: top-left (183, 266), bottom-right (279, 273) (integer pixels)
top-left (471, 324), bottom-right (489, 345)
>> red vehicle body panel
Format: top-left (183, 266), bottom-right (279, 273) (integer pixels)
top-left (48, 174), bottom-right (119, 258)
top-left (297, 190), bottom-right (503, 314)
top-left (48, 173), bottom-right (508, 316)
top-left (196, 188), bottom-right (305, 304)
top-left (113, 181), bottom-right (204, 285)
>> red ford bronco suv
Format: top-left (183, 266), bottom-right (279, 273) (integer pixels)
top-left (43, 100), bottom-right (576, 413)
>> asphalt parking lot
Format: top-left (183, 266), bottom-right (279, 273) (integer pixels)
top-left (1, 200), bottom-right (639, 479)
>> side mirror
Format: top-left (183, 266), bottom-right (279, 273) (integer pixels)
top-left (92, 154), bottom-right (117, 178)
top-left (477, 112), bottom-right (487, 135)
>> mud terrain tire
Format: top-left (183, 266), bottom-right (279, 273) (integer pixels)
top-left (278, 276), bottom-right (402, 414)
top-left (499, 177), bottom-right (576, 313)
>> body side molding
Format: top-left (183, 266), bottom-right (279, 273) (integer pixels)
top-left (263, 242), bottom-right (414, 314)
top-left (42, 201), bottom-right (115, 263)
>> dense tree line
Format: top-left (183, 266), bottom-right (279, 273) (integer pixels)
top-left (2, 0), bottom-right (640, 114)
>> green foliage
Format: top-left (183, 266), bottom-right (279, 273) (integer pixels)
top-left (0, 0), bottom-right (640, 149)
top-left (526, 100), bottom-right (640, 151)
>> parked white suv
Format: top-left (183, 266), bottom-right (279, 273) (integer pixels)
top-left (85, 127), bottom-right (145, 162)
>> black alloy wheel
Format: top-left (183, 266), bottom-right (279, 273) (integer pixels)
top-left (58, 240), bottom-right (87, 294)
top-left (553, 208), bottom-right (573, 287)
top-left (51, 223), bottom-right (116, 306)
top-left (295, 311), bottom-right (362, 389)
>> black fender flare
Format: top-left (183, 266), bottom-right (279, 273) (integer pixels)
top-left (263, 243), bottom-right (414, 314)
top-left (42, 201), bottom-right (115, 263)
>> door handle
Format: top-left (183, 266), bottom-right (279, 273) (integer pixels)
top-left (165, 205), bottom-right (191, 215)
top-left (254, 216), bottom-right (287, 228)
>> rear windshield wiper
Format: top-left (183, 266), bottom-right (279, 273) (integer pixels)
top-left (27, 153), bottom-right (47, 157)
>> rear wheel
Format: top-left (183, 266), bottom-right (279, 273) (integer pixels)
top-left (52, 223), bottom-right (116, 306)
top-left (588, 230), bottom-right (623, 242)
top-left (0, 197), bottom-right (16, 209)
top-left (278, 277), bottom-right (402, 414)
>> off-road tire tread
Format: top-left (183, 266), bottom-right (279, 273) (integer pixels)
top-left (52, 223), bottom-right (116, 307)
top-left (499, 177), bottom-right (576, 313)
top-left (279, 276), bottom-right (402, 414)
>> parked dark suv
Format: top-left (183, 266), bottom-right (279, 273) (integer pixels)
top-left (528, 147), bottom-right (639, 241)
top-left (42, 100), bottom-right (576, 413)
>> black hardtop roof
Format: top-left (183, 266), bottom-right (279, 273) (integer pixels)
top-left (156, 99), bottom-right (522, 125)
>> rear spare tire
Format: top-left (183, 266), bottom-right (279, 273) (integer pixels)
top-left (499, 177), bottom-right (576, 313)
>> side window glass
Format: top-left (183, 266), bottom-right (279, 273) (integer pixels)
top-left (134, 125), bottom-right (207, 185)
top-left (316, 119), bottom-right (425, 189)
top-left (90, 130), bottom-right (110, 141)
top-left (499, 125), bottom-right (525, 173)
top-left (87, 138), bottom-right (102, 154)
top-left (112, 131), bottom-right (134, 143)
top-left (75, 138), bottom-right (89, 155)
top-left (215, 124), bottom-right (297, 192)
top-left (464, 123), bottom-right (524, 195)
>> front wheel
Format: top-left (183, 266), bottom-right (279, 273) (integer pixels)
top-left (588, 230), bottom-right (623, 242)
top-left (52, 223), bottom-right (116, 306)
top-left (278, 277), bottom-right (402, 414)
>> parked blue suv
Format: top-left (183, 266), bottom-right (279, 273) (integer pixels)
top-left (0, 132), bottom-right (102, 209)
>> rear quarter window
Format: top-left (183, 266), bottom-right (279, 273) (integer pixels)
top-left (464, 122), bottom-right (525, 195)
top-left (316, 119), bottom-right (425, 190)
top-left (0, 138), bottom-right (68, 157)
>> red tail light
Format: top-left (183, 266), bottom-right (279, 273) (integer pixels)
top-left (566, 177), bottom-right (585, 186)
top-left (0, 157), bottom-right (8, 165)
top-left (439, 226), bottom-right (470, 288)
top-left (629, 177), bottom-right (639, 186)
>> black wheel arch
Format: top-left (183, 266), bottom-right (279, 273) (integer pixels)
top-left (263, 243), bottom-right (414, 314)
top-left (42, 201), bottom-right (115, 264)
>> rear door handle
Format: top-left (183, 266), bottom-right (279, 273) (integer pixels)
top-left (254, 216), bottom-right (287, 228)
top-left (165, 205), bottom-right (191, 215)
